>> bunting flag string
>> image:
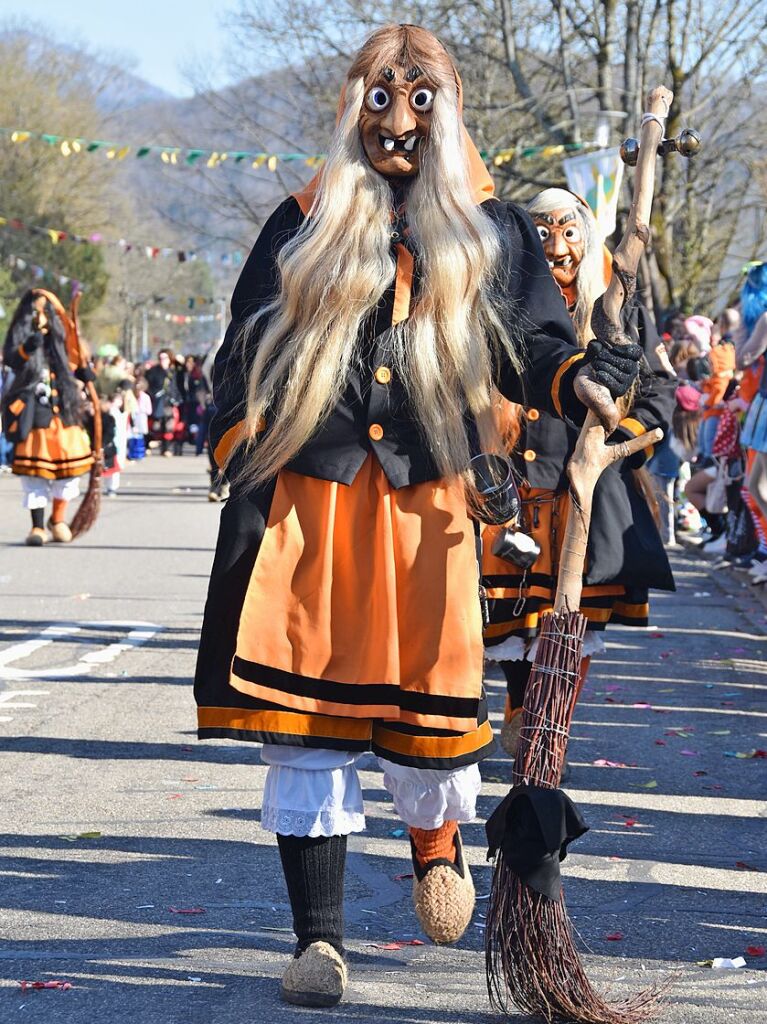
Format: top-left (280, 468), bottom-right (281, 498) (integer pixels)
top-left (6, 253), bottom-right (84, 296)
top-left (0, 214), bottom-right (244, 267)
top-left (490, 141), bottom-right (600, 166)
top-left (6, 250), bottom-right (229, 310)
top-left (147, 294), bottom-right (227, 309)
top-left (148, 309), bottom-right (223, 324)
top-left (1, 125), bottom-right (602, 171)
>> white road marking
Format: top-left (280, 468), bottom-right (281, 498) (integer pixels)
top-left (0, 690), bottom-right (49, 702)
top-left (0, 620), bottom-right (161, 681)
top-left (0, 625), bottom-right (81, 669)
top-left (0, 691), bottom-right (49, 708)
top-left (0, 688), bottom-right (50, 718)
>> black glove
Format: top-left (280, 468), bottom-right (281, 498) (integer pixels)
top-left (584, 338), bottom-right (643, 399)
top-left (75, 365), bottom-right (97, 384)
top-left (586, 278), bottom-right (644, 398)
top-left (22, 331), bottom-right (44, 353)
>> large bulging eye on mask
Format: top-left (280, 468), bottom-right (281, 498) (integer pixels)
top-left (536, 225), bottom-right (550, 242)
top-left (366, 86), bottom-right (391, 112)
top-left (410, 87), bottom-right (434, 112)
top-left (563, 225), bottom-right (582, 243)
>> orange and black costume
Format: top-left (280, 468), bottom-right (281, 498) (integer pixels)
top-left (194, 194), bottom-right (589, 770)
top-left (2, 290), bottom-right (93, 482)
top-left (483, 358), bottom-right (676, 652)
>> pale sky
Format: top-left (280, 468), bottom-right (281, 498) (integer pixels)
top-left (0, 0), bottom-right (233, 96)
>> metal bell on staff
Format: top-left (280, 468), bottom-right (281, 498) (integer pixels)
top-left (620, 127), bottom-right (701, 166)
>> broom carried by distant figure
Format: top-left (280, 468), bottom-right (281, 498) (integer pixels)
top-left (69, 291), bottom-right (103, 539)
top-left (484, 85), bottom-right (694, 1023)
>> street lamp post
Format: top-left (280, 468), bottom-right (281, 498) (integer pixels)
top-left (141, 307), bottom-right (148, 361)
top-left (218, 299), bottom-right (227, 345)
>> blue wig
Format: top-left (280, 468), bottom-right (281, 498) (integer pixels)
top-left (741, 262), bottom-right (767, 336)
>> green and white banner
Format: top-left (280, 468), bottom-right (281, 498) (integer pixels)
top-left (563, 148), bottom-right (624, 240)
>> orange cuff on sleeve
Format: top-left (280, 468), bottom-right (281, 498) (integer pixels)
top-left (213, 421), bottom-right (245, 467)
top-left (619, 416), bottom-right (646, 437)
top-left (551, 351), bottom-right (586, 419)
top-left (212, 416), bottom-right (265, 467)
top-left (618, 416), bottom-right (654, 461)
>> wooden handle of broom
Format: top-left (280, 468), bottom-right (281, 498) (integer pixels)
top-left (70, 292), bottom-right (102, 458)
top-left (553, 86), bottom-right (672, 615)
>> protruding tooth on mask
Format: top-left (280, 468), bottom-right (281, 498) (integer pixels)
top-left (383, 138), bottom-right (395, 152)
top-left (404, 136), bottom-right (417, 152)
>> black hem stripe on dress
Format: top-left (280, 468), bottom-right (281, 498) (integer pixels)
top-left (231, 657), bottom-right (482, 719)
top-left (197, 727), bottom-right (370, 751)
top-left (197, 727), bottom-right (496, 770)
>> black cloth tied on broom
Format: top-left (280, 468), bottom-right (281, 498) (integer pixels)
top-left (485, 784), bottom-right (589, 901)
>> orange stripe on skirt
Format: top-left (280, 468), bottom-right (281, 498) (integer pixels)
top-left (230, 455), bottom-right (484, 729)
top-left (482, 487), bottom-right (640, 630)
top-left (198, 706), bottom-right (373, 742)
top-left (197, 705), bottom-right (495, 768)
top-left (12, 417), bottom-right (93, 480)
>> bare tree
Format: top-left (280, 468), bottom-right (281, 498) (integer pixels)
top-left (186, 0), bottom-right (766, 315)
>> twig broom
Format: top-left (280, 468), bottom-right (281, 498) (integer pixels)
top-left (485, 86), bottom-right (674, 1023)
top-left (68, 292), bottom-right (102, 539)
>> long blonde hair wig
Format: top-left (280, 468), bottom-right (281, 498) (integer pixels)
top-left (229, 25), bottom-right (519, 487)
top-left (525, 188), bottom-right (606, 347)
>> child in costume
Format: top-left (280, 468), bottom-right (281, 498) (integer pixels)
top-left (194, 26), bottom-right (645, 1007)
top-left (128, 379), bottom-right (151, 461)
top-left (737, 263), bottom-right (767, 583)
top-left (482, 189), bottom-right (675, 767)
top-left (2, 290), bottom-right (94, 545)
top-left (100, 396), bottom-right (121, 497)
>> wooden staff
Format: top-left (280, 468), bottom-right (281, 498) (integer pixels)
top-left (555, 85), bottom-right (673, 616)
top-left (485, 87), bottom-right (677, 1024)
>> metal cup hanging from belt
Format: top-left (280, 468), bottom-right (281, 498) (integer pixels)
top-left (469, 454), bottom-right (540, 569)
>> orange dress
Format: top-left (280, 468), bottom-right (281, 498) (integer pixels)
top-left (195, 179), bottom-right (588, 770)
top-left (4, 289), bottom-right (93, 481)
top-left (200, 455), bottom-right (495, 768)
top-left (10, 414), bottom-right (92, 480)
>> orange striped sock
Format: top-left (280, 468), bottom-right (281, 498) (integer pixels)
top-left (51, 498), bottom-right (68, 525)
top-left (409, 820), bottom-right (457, 867)
top-left (503, 693), bottom-right (513, 724)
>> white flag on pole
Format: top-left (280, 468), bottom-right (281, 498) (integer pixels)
top-left (563, 148), bottom-right (624, 240)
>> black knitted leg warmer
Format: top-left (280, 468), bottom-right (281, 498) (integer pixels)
top-left (31, 508), bottom-right (45, 530)
top-left (277, 834), bottom-right (346, 956)
top-left (500, 658), bottom-right (533, 715)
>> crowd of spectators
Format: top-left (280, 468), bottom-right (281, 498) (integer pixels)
top-left (1, 344), bottom-right (228, 501)
top-left (647, 267), bottom-right (767, 587)
top-left (3, 265), bottom-right (767, 540)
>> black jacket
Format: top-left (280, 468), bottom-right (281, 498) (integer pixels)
top-left (146, 365), bottom-right (182, 419)
top-left (517, 365), bottom-right (676, 493)
top-left (210, 196), bottom-right (586, 491)
top-left (3, 328), bottom-right (90, 443)
top-left (511, 308), bottom-right (676, 591)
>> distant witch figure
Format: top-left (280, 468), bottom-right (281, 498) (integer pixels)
top-left (193, 23), bottom-right (643, 1009)
top-left (482, 188), bottom-right (676, 772)
top-left (2, 289), bottom-right (94, 545)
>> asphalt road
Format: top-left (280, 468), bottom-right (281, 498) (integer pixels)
top-left (0, 455), bottom-right (765, 1024)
